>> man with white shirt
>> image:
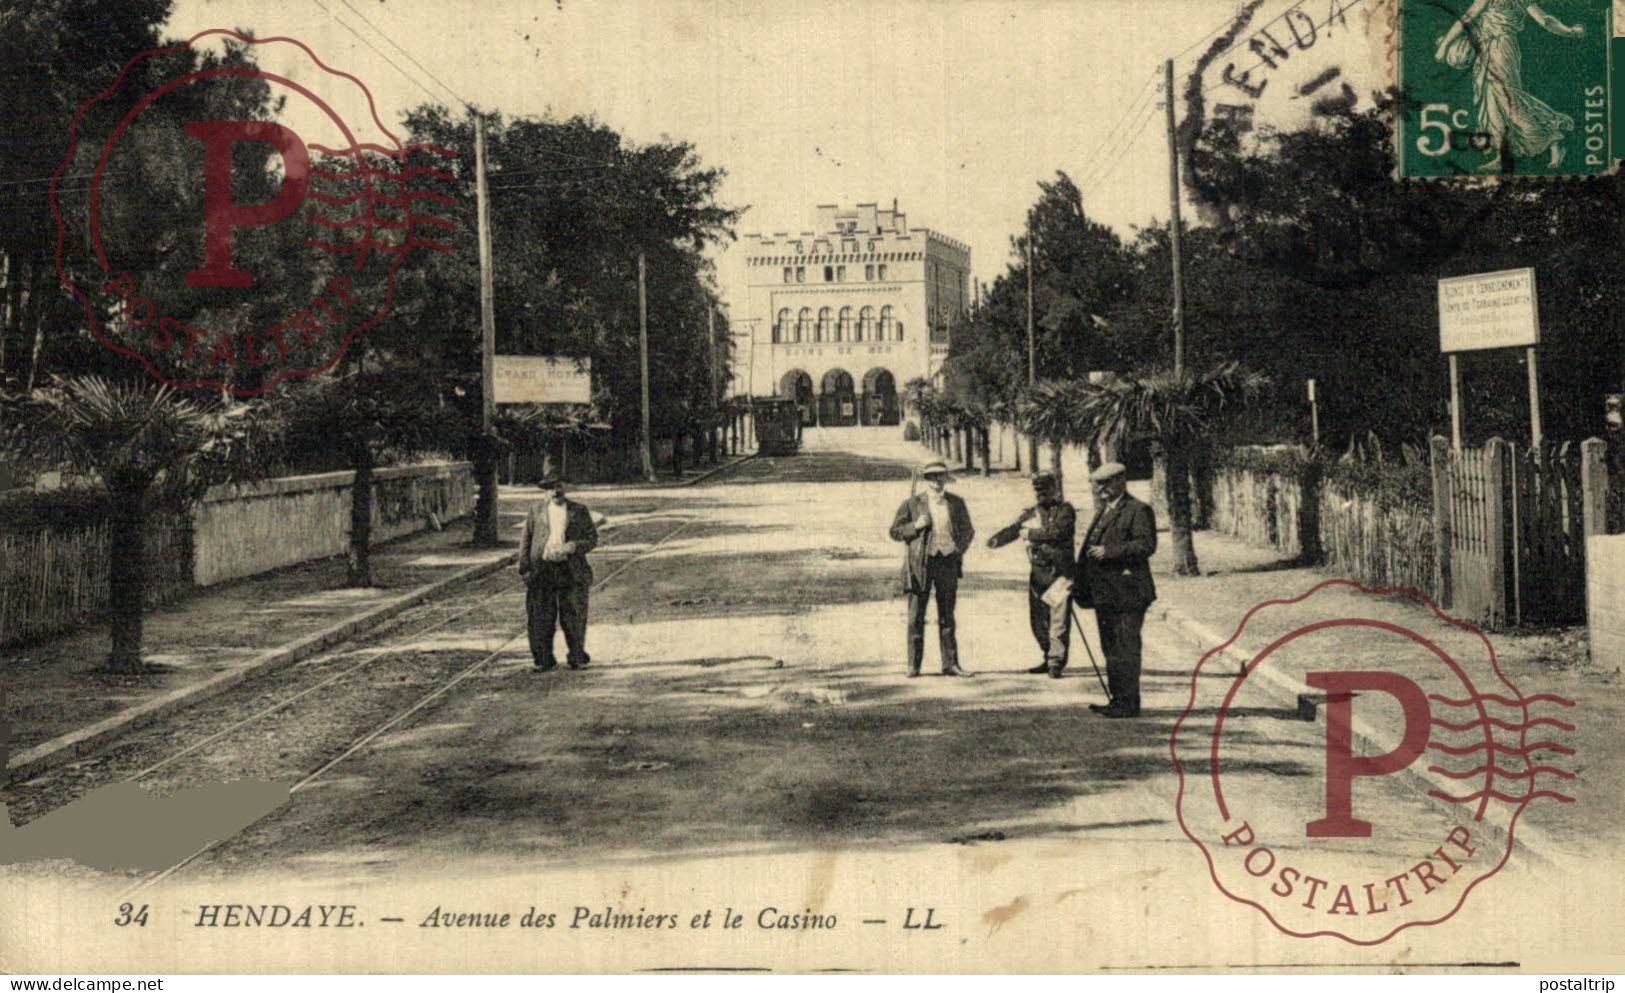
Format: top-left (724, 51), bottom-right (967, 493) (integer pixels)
top-left (889, 460), bottom-right (975, 678)
top-left (518, 474), bottom-right (599, 672)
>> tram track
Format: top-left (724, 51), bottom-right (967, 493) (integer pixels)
top-left (102, 506), bottom-right (707, 894)
top-left (4, 455), bottom-right (756, 888)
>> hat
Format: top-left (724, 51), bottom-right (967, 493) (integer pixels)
top-left (1032, 471), bottom-right (1058, 488)
top-left (1089, 462), bottom-right (1127, 482)
top-left (539, 472), bottom-right (564, 488)
top-left (919, 460), bottom-right (952, 478)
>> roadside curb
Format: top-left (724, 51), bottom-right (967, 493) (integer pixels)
top-left (6, 550), bottom-right (518, 784)
top-left (1151, 601), bottom-right (1565, 870)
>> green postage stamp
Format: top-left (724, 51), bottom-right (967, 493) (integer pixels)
top-left (1397, 0), bottom-right (1615, 177)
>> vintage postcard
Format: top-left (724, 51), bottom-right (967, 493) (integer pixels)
top-left (4, 0), bottom-right (1625, 977)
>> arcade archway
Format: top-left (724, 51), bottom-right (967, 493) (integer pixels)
top-left (779, 369), bottom-right (815, 425)
top-left (861, 368), bottom-right (899, 426)
top-left (818, 368), bottom-right (857, 427)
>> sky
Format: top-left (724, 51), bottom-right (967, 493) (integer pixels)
top-left (166, 0), bottom-right (1386, 307)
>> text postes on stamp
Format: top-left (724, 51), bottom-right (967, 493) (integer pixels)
top-left (1397, 0), bottom-right (1613, 178)
top-left (51, 30), bottom-right (457, 396)
top-left (1172, 580), bottom-right (1578, 944)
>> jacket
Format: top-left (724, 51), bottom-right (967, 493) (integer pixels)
top-left (889, 490), bottom-right (975, 592)
top-left (986, 500), bottom-right (1076, 590)
top-left (519, 497), bottom-right (599, 587)
top-left (1076, 493), bottom-right (1156, 611)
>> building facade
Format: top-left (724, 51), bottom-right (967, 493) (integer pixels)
top-left (735, 202), bottom-right (970, 426)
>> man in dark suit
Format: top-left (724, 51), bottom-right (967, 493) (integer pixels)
top-left (986, 471), bottom-right (1076, 678)
top-left (889, 460), bottom-right (975, 678)
top-left (518, 474), bottom-right (599, 672)
top-left (1076, 462), bottom-right (1156, 717)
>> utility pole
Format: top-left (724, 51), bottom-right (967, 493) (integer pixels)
top-left (1025, 215), bottom-right (1038, 475)
top-left (472, 114), bottom-right (500, 546)
top-left (707, 305), bottom-right (720, 464)
top-left (637, 252), bottom-right (656, 482)
top-left (1165, 58), bottom-right (1186, 379)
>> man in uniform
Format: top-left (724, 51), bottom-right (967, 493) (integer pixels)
top-left (518, 473), bottom-right (599, 672)
top-left (1076, 462), bottom-right (1156, 717)
top-left (889, 460), bottom-right (975, 678)
top-left (987, 471), bottom-right (1076, 678)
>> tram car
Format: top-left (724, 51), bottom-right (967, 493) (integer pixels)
top-left (751, 397), bottom-right (802, 456)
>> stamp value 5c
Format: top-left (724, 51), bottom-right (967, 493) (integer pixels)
top-left (1397, 0), bottom-right (1615, 177)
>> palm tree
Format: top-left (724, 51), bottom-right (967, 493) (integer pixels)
top-left (2, 377), bottom-right (262, 671)
top-left (1017, 380), bottom-right (1087, 490)
top-left (1075, 360), bottom-right (1270, 575)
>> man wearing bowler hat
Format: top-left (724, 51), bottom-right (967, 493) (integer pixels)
top-left (518, 473), bottom-right (599, 672)
top-left (889, 460), bottom-right (975, 678)
top-left (987, 471), bottom-right (1076, 677)
top-left (1076, 462), bottom-right (1156, 717)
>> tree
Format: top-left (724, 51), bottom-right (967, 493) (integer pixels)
top-left (1074, 361), bottom-right (1270, 575)
top-left (264, 353), bottom-right (460, 588)
top-left (1, 376), bottom-right (262, 670)
top-left (395, 109), bottom-right (741, 473)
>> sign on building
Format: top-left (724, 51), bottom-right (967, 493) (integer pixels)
top-left (1437, 269), bottom-right (1539, 353)
top-left (494, 356), bottom-right (592, 404)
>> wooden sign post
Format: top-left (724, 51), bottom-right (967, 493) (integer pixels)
top-left (1437, 268), bottom-right (1541, 450)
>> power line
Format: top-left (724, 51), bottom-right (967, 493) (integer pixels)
top-left (306, 0), bottom-right (453, 110)
top-left (1079, 102), bottom-right (1162, 200)
top-left (333, 0), bottom-right (471, 109)
top-left (1077, 93), bottom-right (1162, 196)
top-left (1071, 68), bottom-right (1159, 192)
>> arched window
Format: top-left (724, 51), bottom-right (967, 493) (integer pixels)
top-left (796, 307), bottom-right (811, 343)
top-left (879, 305), bottom-right (894, 340)
top-left (816, 307), bottom-right (831, 342)
top-left (836, 306), bottom-right (852, 342)
top-left (857, 306), bottom-right (875, 342)
top-left (775, 308), bottom-right (789, 344)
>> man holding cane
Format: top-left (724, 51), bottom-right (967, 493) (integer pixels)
top-left (986, 471), bottom-right (1076, 678)
top-left (1076, 462), bottom-right (1156, 717)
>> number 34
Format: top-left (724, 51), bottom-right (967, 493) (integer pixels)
top-left (115, 902), bottom-right (150, 927)
top-left (1416, 103), bottom-right (1474, 156)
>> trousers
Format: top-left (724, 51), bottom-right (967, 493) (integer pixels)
top-left (1028, 581), bottom-right (1071, 668)
top-left (1095, 607), bottom-right (1146, 703)
top-left (527, 577), bottom-right (590, 666)
top-left (906, 554), bottom-right (961, 674)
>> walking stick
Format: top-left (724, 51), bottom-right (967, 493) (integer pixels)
top-left (1068, 602), bottom-right (1110, 697)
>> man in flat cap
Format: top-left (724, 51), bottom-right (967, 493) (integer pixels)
top-left (518, 473), bottom-right (599, 672)
top-left (1076, 462), bottom-right (1156, 717)
top-left (890, 460), bottom-right (975, 678)
top-left (987, 471), bottom-right (1076, 677)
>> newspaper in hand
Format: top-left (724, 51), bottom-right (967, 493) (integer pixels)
top-left (1041, 576), bottom-right (1073, 609)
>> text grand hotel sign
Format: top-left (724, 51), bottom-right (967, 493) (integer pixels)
top-left (1437, 268), bottom-right (1539, 353)
top-left (494, 356), bottom-right (592, 404)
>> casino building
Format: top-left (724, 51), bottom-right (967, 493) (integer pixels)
top-left (735, 201), bottom-right (971, 426)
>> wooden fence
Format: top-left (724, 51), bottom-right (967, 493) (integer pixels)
top-left (1319, 477), bottom-right (1436, 600)
top-left (1211, 437), bottom-right (1611, 629)
top-left (1208, 451), bottom-right (1313, 558)
top-left (0, 511), bottom-right (192, 646)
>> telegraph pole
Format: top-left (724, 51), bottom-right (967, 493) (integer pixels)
top-left (1025, 215), bottom-right (1038, 475)
top-left (637, 252), bottom-right (656, 482)
top-left (707, 305), bottom-right (720, 463)
top-left (1165, 58), bottom-right (1186, 379)
top-left (472, 114), bottom-right (499, 546)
